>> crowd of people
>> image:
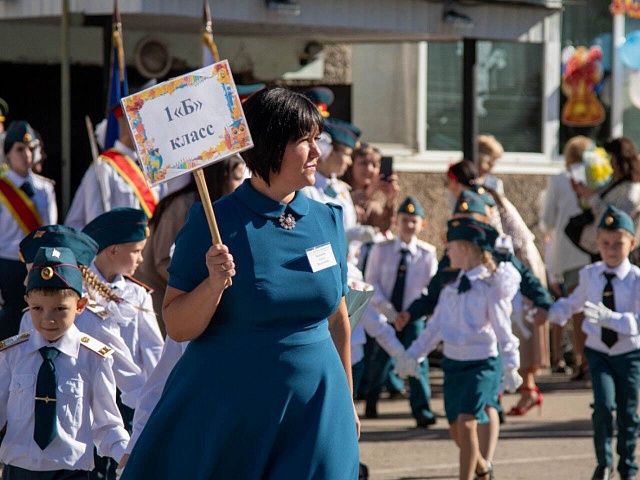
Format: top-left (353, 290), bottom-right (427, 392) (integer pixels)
top-left (1, 87), bottom-right (640, 480)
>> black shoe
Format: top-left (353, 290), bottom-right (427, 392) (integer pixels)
top-left (358, 462), bottom-right (369, 479)
top-left (415, 413), bottom-right (437, 428)
top-left (498, 409), bottom-right (506, 424)
top-left (591, 465), bottom-right (615, 480)
top-left (365, 403), bottom-right (378, 419)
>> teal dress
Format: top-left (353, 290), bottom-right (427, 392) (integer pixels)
top-left (122, 180), bottom-right (359, 479)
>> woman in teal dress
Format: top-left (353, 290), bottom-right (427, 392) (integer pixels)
top-left (121, 88), bottom-right (360, 479)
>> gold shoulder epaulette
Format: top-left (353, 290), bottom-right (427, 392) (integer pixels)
top-left (416, 240), bottom-right (436, 252)
top-left (79, 334), bottom-right (114, 358)
top-left (85, 302), bottom-right (111, 320)
top-left (33, 173), bottom-right (56, 185)
top-left (124, 275), bottom-right (154, 293)
top-left (335, 179), bottom-right (352, 191)
top-left (0, 332), bottom-right (30, 352)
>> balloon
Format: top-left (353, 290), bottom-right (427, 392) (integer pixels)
top-left (629, 69), bottom-right (640, 108)
top-left (593, 33), bottom-right (612, 72)
top-left (619, 30), bottom-right (640, 70)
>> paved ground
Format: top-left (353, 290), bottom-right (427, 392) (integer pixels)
top-left (358, 370), bottom-right (602, 480)
top-left (0, 370), bottom-right (613, 479)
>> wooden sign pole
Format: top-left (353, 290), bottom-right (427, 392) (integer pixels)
top-left (194, 168), bottom-right (231, 286)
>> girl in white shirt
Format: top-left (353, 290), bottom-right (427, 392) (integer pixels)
top-left (397, 217), bottom-right (521, 480)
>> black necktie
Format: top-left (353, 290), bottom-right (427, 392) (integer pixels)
top-left (21, 181), bottom-right (35, 198)
top-left (34, 346), bottom-right (59, 450)
top-left (458, 274), bottom-right (471, 293)
top-left (601, 272), bottom-right (618, 348)
top-left (390, 248), bottom-right (410, 312)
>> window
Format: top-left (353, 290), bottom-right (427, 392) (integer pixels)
top-left (426, 40), bottom-right (543, 152)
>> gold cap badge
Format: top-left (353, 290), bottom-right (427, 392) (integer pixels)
top-left (23, 132), bottom-right (32, 143)
top-left (451, 220), bottom-right (460, 227)
top-left (460, 201), bottom-right (469, 212)
top-left (477, 187), bottom-right (485, 194)
top-left (605, 216), bottom-right (614, 226)
top-left (144, 226), bottom-right (150, 238)
top-left (41, 267), bottom-right (54, 280)
top-left (407, 204), bottom-right (415, 213)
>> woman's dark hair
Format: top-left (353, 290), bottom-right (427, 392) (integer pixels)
top-left (604, 136), bottom-right (640, 183)
top-left (149, 155), bottom-right (244, 227)
top-left (447, 159), bottom-right (479, 187)
top-left (240, 87), bottom-right (323, 185)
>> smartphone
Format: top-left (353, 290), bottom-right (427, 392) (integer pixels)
top-left (482, 174), bottom-right (499, 192)
top-left (569, 162), bottom-right (587, 185)
top-left (380, 156), bottom-right (394, 180)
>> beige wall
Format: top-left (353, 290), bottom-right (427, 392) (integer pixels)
top-left (396, 172), bottom-right (548, 257)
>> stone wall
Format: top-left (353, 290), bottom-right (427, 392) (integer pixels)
top-left (396, 172), bottom-right (549, 257)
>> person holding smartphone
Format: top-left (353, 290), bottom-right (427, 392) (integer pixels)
top-left (344, 143), bottom-right (399, 234)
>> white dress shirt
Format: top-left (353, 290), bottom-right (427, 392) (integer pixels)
top-left (548, 259), bottom-right (640, 355)
top-left (0, 325), bottom-right (129, 471)
top-left (64, 141), bottom-right (161, 230)
top-left (302, 172), bottom-right (377, 263)
top-left (19, 308), bottom-right (145, 409)
top-left (126, 337), bottom-right (189, 453)
top-left (88, 263), bottom-right (164, 382)
top-left (365, 237), bottom-right (438, 316)
top-left (0, 169), bottom-right (57, 260)
top-left (540, 172), bottom-right (591, 277)
top-left (407, 265), bottom-right (520, 371)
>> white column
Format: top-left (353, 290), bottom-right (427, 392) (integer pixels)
top-left (611, 13), bottom-right (625, 138)
top-left (542, 12), bottom-right (561, 161)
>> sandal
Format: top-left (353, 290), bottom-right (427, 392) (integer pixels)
top-left (474, 460), bottom-right (493, 480)
top-left (507, 386), bottom-right (543, 416)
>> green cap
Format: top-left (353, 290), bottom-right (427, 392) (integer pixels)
top-left (20, 225), bottom-right (99, 266)
top-left (27, 247), bottom-right (83, 296)
top-left (598, 205), bottom-right (634, 235)
top-left (83, 208), bottom-right (149, 252)
top-left (324, 118), bottom-right (361, 149)
top-left (454, 190), bottom-right (487, 216)
top-left (397, 196), bottom-right (425, 218)
top-left (447, 217), bottom-right (497, 252)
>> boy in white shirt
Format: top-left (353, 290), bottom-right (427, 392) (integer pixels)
top-left (547, 205), bottom-right (640, 480)
top-left (0, 246), bottom-right (129, 479)
top-left (364, 196), bottom-right (438, 427)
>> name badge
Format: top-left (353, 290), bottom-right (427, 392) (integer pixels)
top-left (306, 243), bottom-right (338, 273)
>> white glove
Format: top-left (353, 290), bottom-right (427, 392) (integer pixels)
top-left (583, 301), bottom-right (617, 329)
top-left (500, 368), bottom-right (523, 394)
top-left (373, 300), bottom-right (397, 325)
top-left (511, 309), bottom-right (532, 340)
top-left (524, 307), bottom-right (538, 324)
top-left (394, 351), bottom-right (420, 379)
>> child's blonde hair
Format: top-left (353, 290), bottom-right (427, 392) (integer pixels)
top-left (458, 240), bottom-right (496, 272)
top-left (563, 135), bottom-right (591, 166)
top-left (79, 265), bottom-right (120, 303)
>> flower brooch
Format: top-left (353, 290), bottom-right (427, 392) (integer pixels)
top-left (278, 212), bottom-right (296, 230)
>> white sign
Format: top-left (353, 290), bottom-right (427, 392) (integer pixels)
top-left (121, 60), bottom-right (253, 186)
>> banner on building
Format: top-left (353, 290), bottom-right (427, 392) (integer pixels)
top-left (120, 60), bottom-right (252, 186)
